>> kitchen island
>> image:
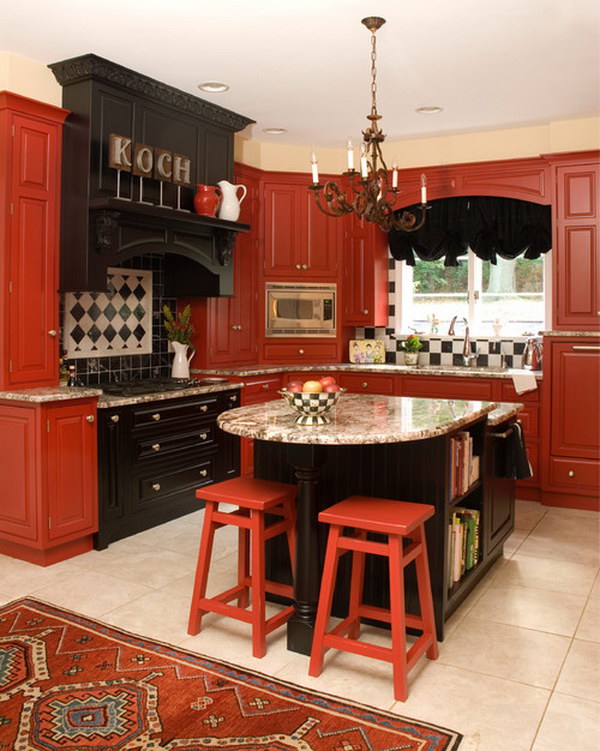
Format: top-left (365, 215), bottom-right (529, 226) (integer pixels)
top-left (218, 394), bottom-right (519, 653)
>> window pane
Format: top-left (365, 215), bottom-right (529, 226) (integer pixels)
top-left (412, 257), bottom-right (468, 333)
top-left (480, 256), bottom-right (544, 336)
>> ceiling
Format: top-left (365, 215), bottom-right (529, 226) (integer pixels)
top-left (2, 0), bottom-right (599, 147)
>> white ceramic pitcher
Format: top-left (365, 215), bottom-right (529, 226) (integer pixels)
top-left (216, 180), bottom-right (247, 222)
top-left (171, 341), bottom-right (193, 379)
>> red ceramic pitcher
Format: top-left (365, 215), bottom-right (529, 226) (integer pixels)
top-left (193, 184), bottom-right (221, 217)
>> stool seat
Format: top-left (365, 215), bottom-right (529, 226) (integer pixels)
top-left (197, 477), bottom-right (297, 510)
top-left (189, 477), bottom-right (297, 658)
top-left (319, 495), bottom-right (435, 536)
top-left (309, 495), bottom-right (438, 701)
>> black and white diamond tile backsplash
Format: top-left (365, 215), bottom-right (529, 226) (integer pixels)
top-left (64, 268), bottom-right (152, 359)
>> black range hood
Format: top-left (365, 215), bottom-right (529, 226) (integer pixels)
top-left (49, 54), bottom-right (255, 296)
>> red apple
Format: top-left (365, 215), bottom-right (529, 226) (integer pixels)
top-left (323, 384), bottom-right (340, 392)
top-left (288, 380), bottom-right (303, 389)
top-left (287, 383), bottom-right (302, 393)
top-left (319, 376), bottom-right (337, 388)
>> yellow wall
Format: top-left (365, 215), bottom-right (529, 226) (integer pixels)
top-left (2, 51), bottom-right (598, 171)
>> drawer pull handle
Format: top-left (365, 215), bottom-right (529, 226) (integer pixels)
top-left (302, 264), bottom-right (308, 270)
top-left (362, 309), bottom-right (369, 315)
top-left (262, 383), bottom-right (270, 389)
top-left (296, 264), bottom-right (301, 270)
top-left (152, 443), bottom-right (161, 452)
top-left (568, 470), bottom-right (575, 478)
top-left (299, 348), bottom-right (305, 355)
top-left (493, 426), bottom-right (514, 439)
top-left (199, 405), bottom-right (208, 412)
top-left (199, 432), bottom-right (208, 440)
top-left (199, 469), bottom-right (208, 477)
top-left (151, 413), bottom-right (161, 421)
top-left (48, 329), bottom-right (57, 337)
top-left (86, 415), bottom-right (95, 423)
top-left (571, 345), bottom-right (600, 351)
top-left (152, 483), bottom-right (161, 491)
top-left (230, 394), bottom-right (238, 402)
top-left (362, 382), bottom-right (368, 388)
top-left (110, 414), bottom-right (120, 423)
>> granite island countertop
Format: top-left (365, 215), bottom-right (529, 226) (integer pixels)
top-left (217, 393), bottom-right (498, 445)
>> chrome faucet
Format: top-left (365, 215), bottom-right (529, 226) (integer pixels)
top-left (448, 316), bottom-right (478, 366)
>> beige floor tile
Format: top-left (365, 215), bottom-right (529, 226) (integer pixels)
top-left (555, 639), bottom-right (600, 703)
top-left (517, 532), bottom-right (600, 567)
top-left (577, 598), bottom-right (600, 642)
top-left (73, 548), bottom-right (196, 589)
top-left (439, 615), bottom-right (570, 688)
top-left (30, 570), bottom-right (153, 618)
top-left (488, 553), bottom-right (599, 597)
top-left (469, 585), bottom-right (587, 636)
top-left (503, 528), bottom-right (529, 557)
top-left (514, 500), bottom-right (547, 531)
top-left (0, 554), bottom-right (83, 597)
top-left (530, 511), bottom-right (600, 542)
top-left (100, 589), bottom-right (192, 644)
top-left (590, 574), bottom-right (600, 600)
top-left (67, 537), bottom-right (157, 571)
top-left (393, 661), bottom-right (549, 751)
top-left (531, 692), bottom-right (600, 751)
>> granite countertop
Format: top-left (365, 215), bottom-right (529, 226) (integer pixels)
top-left (193, 363), bottom-right (543, 380)
top-left (487, 401), bottom-right (523, 426)
top-left (217, 393), bottom-right (497, 445)
top-left (96, 381), bottom-right (242, 408)
top-left (0, 386), bottom-right (103, 403)
top-left (540, 330), bottom-right (599, 337)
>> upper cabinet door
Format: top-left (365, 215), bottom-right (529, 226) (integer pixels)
top-left (304, 191), bottom-right (340, 278)
top-left (263, 182), bottom-right (302, 277)
top-left (554, 162), bottom-right (600, 330)
top-left (1, 97), bottom-right (66, 390)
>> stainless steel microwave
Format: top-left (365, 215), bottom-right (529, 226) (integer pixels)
top-left (265, 282), bottom-right (336, 337)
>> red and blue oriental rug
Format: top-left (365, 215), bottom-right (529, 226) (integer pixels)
top-left (0, 598), bottom-right (461, 750)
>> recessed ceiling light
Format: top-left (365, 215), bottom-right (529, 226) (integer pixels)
top-left (197, 82), bottom-right (229, 93)
top-left (416, 106), bottom-right (444, 114)
top-left (262, 128), bottom-right (288, 135)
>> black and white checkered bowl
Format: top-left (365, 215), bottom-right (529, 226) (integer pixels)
top-left (278, 388), bottom-right (345, 425)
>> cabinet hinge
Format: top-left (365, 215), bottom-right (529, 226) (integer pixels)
top-left (8, 281), bottom-right (12, 293)
top-left (11, 125), bottom-right (15, 137)
top-left (8, 360), bottom-right (12, 373)
top-left (10, 203), bottom-right (14, 215)
top-left (47, 420), bottom-right (50, 433)
top-left (48, 517), bottom-right (52, 530)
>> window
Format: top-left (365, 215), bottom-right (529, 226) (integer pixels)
top-left (395, 250), bottom-right (551, 337)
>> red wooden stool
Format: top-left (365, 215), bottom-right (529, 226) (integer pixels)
top-left (309, 495), bottom-right (438, 701)
top-left (188, 477), bottom-right (296, 658)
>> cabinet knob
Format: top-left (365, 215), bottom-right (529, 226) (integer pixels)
top-left (48, 329), bottom-right (57, 337)
top-left (262, 383), bottom-right (270, 389)
top-left (362, 309), bottom-right (369, 315)
top-left (110, 414), bottom-right (120, 423)
top-left (199, 405), bottom-right (208, 412)
top-left (86, 415), bottom-right (95, 423)
top-left (231, 325), bottom-right (237, 330)
top-left (296, 264), bottom-right (302, 270)
top-left (151, 413), bottom-right (161, 421)
top-left (237, 324), bottom-right (242, 330)
top-left (361, 382), bottom-right (368, 388)
top-left (152, 443), bottom-right (161, 452)
top-left (152, 483), bottom-right (161, 492)
top-left (230, 394), bottom-right (238, 402)
top-left (199, 432), bottom-right (208, 441)
top-left (568, 470), bottom-right (575, 477)
top-left (302, 264), bottom-right (308, 270)
top-left (199, 469), bottom-right (208, 478)
top-left (298, 348), bottom-right (305, 355)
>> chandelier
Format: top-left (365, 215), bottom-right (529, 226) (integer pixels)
top-left (309, 16), bottom-right (429, 233)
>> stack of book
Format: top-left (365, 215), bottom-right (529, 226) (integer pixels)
top-left (450, 431), bottom-right (480, 499)
top-left (447, 506), bottom-right (480, 587)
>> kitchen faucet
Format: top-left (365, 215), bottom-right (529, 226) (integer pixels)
top-left (448, 316), bottom-right (478, 366)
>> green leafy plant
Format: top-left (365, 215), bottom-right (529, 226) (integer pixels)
top-left (162, 304), bottom-right (195, 349)
top-left (400, 334), bottom-right (423, 353)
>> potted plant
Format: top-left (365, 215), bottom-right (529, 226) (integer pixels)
top-left (163, 304), bottom-right (195, 378)
top-left (400, 334), bottom-right (423, 366)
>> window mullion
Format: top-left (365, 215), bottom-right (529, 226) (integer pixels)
top-left (469, 251), bottom-right (482, 328)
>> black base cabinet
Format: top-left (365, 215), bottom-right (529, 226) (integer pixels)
top-left (96, 389), bottom-right (240, 549)
top-left (256, 415), bottom-right (516, 640)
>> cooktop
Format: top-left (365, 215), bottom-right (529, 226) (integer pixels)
top-left (100, 377), bottom-right (229, 397)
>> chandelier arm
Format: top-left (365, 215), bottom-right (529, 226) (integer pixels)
top-left (390, 204), bottom-right (430, 233)
top-left (311, 182), bottom-right (354, 218)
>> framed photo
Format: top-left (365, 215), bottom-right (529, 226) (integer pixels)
top-left (349, 339), bottom-right (385, 364)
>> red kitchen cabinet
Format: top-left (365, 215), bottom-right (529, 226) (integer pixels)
top-left (262, 173), bottom-right (340, 279)
top-left (338, 372), bottom-right (397, 395)
top-left (550, 154), bottom-right (600, 330)
top-left (401, 375), bottom-right (496, 402)
top-left (187, 163), bottom-right (259, 368)
top-left (0, 397), bottom-right (98, 565)
top-left (0, 93), bottom-right (68, 390)
top-left (262, 340), bottom-right (342, 363)
top-left (342, 211), bottom-right (389, 326)
top-left (235, 374), bottom-right (281, 477)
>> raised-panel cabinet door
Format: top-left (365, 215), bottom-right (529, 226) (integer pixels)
top-left (7, 114), bottom-right (61, 387)
top-left (45, 401), bottom-right (98, 542)
top-left (0, 404), bottom-right (38, 543)
top-left (207, 296), bottom-right (236, 364)
top-left (305, 190), bottom-right (339, 278)
top-left (263, 183), bottom-right (302, 276)
top-left (342, 214), bottom-right (388, 326)
top-left (554, 162), bottom-right (600, 329)
top-left (233, 219), bottom-right (258, 362)
top-left (550, 341), bottom-right (600, 460)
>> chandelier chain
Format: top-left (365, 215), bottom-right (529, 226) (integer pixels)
top-left (370, 30), bottom-right (378, 117)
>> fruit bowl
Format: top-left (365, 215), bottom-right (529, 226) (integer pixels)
top-left (278, 388), bottom-right (346, 425)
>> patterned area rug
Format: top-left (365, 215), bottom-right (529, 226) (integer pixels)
top-left (0, 598), bottom-right (462, 750)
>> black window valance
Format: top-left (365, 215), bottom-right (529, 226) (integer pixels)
top-left (388, 196), bottom-right (552, 266)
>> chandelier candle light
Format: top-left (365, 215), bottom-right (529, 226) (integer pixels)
top-left (309, 16), bottom-right (429, 233)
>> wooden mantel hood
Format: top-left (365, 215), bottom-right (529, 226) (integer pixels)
top-left (49, 54), bottom-right (254, 296)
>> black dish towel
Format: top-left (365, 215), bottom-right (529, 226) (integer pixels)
top-left (504, 420), bottom-right (533, 480)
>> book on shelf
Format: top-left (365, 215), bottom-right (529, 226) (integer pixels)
top-left (450, 431), bottom-right (480, 500)
top-left (447, 506), bottom-right (481, 588)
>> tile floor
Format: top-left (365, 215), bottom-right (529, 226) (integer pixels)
top-left (1, 500), bottom-right (598, 750)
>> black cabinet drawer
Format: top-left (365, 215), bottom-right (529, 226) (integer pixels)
top-left (135, 457), bottom-right (214, 506)
top-left (132, 395), bottom-right (221, 429)
top-left (135, 425), bottom-right (216, 460)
